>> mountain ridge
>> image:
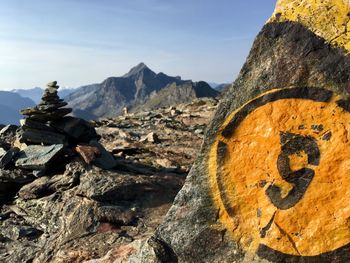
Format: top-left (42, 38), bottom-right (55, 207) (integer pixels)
top-left (66, 63), bottom-right (218, 120)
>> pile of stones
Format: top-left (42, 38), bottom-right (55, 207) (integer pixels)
top-left (9, 81), bottom-right (117, 176)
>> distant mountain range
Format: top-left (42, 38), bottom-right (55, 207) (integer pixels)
top-left (0, 91), bottom-right (35, 124)
top-left (66, 63), bottom-right (219, 120)
top-left (1, 63), bottom-right (221, 123)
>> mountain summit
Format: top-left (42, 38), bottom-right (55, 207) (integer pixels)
top-left (123, 62), bottom-right (152, 78)
top-left (66, 63), bottom-right (218, 120)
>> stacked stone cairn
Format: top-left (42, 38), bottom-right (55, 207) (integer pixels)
top-left (11, 81), bottom-right (117, 176)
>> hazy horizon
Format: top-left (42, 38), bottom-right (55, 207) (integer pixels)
top-left (0, 0), bottom-right (276, 90)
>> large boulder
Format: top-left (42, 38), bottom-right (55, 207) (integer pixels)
top-left (142, 1), bottom-right (350, 262)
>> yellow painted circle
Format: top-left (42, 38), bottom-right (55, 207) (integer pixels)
top-left (208, 88), bottom-right (350, 257)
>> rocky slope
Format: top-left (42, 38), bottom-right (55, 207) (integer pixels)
top-left (133, 81), bottom-right (219, 112)
top-left (65, 63), bottom-right (218, 120)
top-left (0, 93), bottom-right (218, 262)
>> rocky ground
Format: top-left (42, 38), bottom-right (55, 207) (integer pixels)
top-left (0, 98), bottom-right (217, 263)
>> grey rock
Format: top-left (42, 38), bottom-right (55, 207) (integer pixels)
top-left (20, 118), bottom-right (56, 132)
top-left (18, 128), bottom-right (67, 145)
top-left (50, 116), bottom-right (99, 142)
top-left (15, 144), bottom-right (65, 170)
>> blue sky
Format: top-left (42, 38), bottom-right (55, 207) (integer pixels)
top-left (0, 0), bottom-right (276, 90)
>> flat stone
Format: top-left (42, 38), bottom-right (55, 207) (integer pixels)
top-left (47, 81), bottom-right (58, 87)
top-left (27, 108), bottom-right (72, 122)
top-left (50, 116), bottom-right (99, 142)
top-left (37, 101), bottom-right (68, 112)
top-left (20, 107), bottom-right (41, 116)
top-left (41, 93), bottom-right (59, 101)
top-left (20, 119), bottom-right (56, 132)
top-left (18, 128), bottom-right (67, 145)
top-left (15, 144), bottom-right (65, 170)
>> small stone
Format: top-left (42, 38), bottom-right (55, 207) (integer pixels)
top-left (140, 132), bottom-right (160, 144)
top-left (75, 145), bottom-right (100, 164)
top-left (194, 129), bottom-right (204, 135)
top-left (32, 169), bottom-right (47, 177)
top-left (15, 144), bottom-right (65, 170)
top-left (47, 81), bottom-right (58, 87)
top-left (156, 158), bottom-right (174, 168)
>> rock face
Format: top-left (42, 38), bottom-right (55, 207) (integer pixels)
top-left (133, 81), bottom-right (219, 112)
top-left (133, 1), bottom-right (350, 262)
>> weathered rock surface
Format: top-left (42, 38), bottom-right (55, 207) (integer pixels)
top-left (0, 98), bottom-right (217, 262)
top-left (15, 144), bottom-right (65, 171)
top-left (127, 1), bottom-right (350, 263)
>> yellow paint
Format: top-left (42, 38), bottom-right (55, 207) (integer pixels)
top-left (269, 0), bottom-right (350, 53)
top-left (208, 88), bottom-right (350, 256)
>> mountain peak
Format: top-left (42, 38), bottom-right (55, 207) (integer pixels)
top-left (123, 62), bottom-right (153, 78)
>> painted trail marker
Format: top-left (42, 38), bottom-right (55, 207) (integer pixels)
top-left (209, 87), bottom-right (350, 260)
